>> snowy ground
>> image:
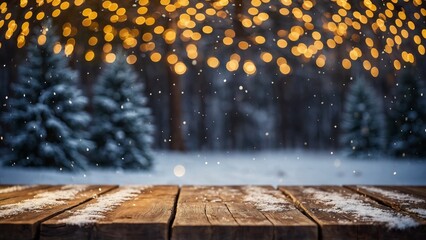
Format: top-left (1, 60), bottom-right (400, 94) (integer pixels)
top-left (0, 151), bottom-right (425, 186)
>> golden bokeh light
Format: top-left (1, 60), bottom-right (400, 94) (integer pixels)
top-left (243, 61), bottom-right (256, 75)
top-left (0, 0), bottom-right (423, 79)
top-left (174, 61), bottom-right (187, 75)
top-left (126, 54), bottom-right (137, 64)
top-left (105, 52), bottom-right (116, 63)
top-left (85, 50), bottom-right (95, 61)
top-left (150, 52), bottom-right (162, 62)
top-left (207, 57), bottom-right (220, 68)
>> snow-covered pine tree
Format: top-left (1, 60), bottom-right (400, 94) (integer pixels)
top-left (340, 77), bottom-right (385, 157)
top-left (388, 71), bottom-right (426, 157)
top-left (1, 19), bottom-right (92, 170)
top-left (90, 51), bottom-right (154, 169)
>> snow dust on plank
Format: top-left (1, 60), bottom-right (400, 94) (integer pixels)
top-left (280, 186), bottom-right (426, 240)
top-left (347, 185), bottom-right (426, 219)
top-left (0, 185), bottom-right (115, 240)
top-left (0, 185), bottom-right (54, 201)
top-left (0, 185), bottom-right (32, 194)
top-left (41, 185), bottom-right (178, 240)
top-left (172, 186), bottom-right (317, 240)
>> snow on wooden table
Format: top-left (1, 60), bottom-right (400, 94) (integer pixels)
top-left (280, 186), bottom-right (426, 240)
top-left (172, 186), bottom-right (317, 240)
top-left (41, 185), bottom-right (178, 240)
top-left (0, 185), bottom-right (425, 240)
top-left (0, 185), bottom-right (115, 240)
top-left (347, 186), bottom-right (426, 219)
top-left (0, 185), bottom-right (52, 201)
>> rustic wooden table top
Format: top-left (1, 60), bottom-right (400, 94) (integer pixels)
top-left (0, 185), bottom-right (425, 240)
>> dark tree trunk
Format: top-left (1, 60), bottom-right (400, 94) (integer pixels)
top-left (165, 16), bottom-right (185, 151)
top-left (167, 64), bottom-right (185, 151)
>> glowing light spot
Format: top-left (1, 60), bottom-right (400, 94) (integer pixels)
top-left (202, 26), bottom-right (213, 34)
top-left (52, 9), bottom-right (61, 17)
top-left (105, 52), bottom-right (116, 63)
top-left (312, 31), bottom-right (321, 40)
top-left (167, 54), bottom-right (178, 65)
top-left (173, 165), bottom-right (185, 177)
top-left (279, 63), bottom-right (291, 75)
top-left (24, 11), bottom-right (33, 19)
top-left (363, 60), bottom-right (371, 70)
top-left (226, 59), bottom-right (239, 72)
top-left (243, 61), bottom-right (256, 75)
top-left (36, 12), bottom-right (45, 21)
top-left (150, 52), bottom-right (162, 62)
top-left (316, 54), bottom-right (326, 68)
top-left (418, 45), bottom-right (425, 55)
top-left (393, 59), bottom-right (401, 70)
top-left (254, 36), bottom-right (266, 44)
top-left (186, 44), bottom-right (198, 59)
top-left (260, 52), bottom-right (273, 63)
top-left (277, 39), bottom-right (287, 48)
top-left (74, 0), bottom-right (85, 7)
top-left (88, 36), bottom-right (98, 46)
top-left (342, 59), bottom-right (351, 69)
top-left (126, 54), bottom-right (137, 64)
top-left (37, 35), bottom-right (46, 45)
top-left (174, 61), bottom-right (187, 75)
top-left (163, 29), bottom-right (176, 44)
top-left (371, 48), bottom-right (379, 58)
top-left (370, 67), bottom-right (379, 77)
top-left (223, 37), bottom-right (233, 45)
top-left (207, 57), bottom-right (220, 68)
top-left (85, 50), bottom-right (95, 61)
top-left (135, 16), bottom-right (145, 25)
top-left (17, 35), bottom-right (25, 48)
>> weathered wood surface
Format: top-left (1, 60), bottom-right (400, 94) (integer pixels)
top-left (346, 185), bottom-right (426, 220)
top-left (172, 186), bottom-right (317, 240)
top-left (280, 186), bottom-right (426, 240)
top-left (41, 185), bottom-right (178, 240)
top-left (0, 185), bottom-right (115, 240)
top-left (0, 185), bottom-right (53, 201)
top-left (0, 185), bottom-right (425, 240)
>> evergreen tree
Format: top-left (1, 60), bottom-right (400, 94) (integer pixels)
top-left (1, 19), bottom-right (91, 170)
top-left (340, 77), bottom-right (385, 157)
top-left (388, 71), bottom-right (426, 157)
top-left (90, 52), bottom-right (154, 169)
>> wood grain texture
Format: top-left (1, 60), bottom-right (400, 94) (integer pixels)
top-left (280, 186), bottom-right (426, 240)
top-left (0, 185), bottom-right (53, 201)
top-left (0, 185), bottom-right (115, 240)
top-left (41, 185), bottom-right (178, 240)
top-left (346, 185), bottom-right (426, 220)
top-left (2, 185), bottom-right (426, 240)
top-left (172, 186), bottom-right (317, 240)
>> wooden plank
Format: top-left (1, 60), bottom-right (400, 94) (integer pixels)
top-left (172, 186), bottom-right (317, 240)
top-left (233, 186), bottom-right (317, 240)
top-left (206, 202), bottom-right (240, 240)
top-left (41, 185), bottom-right (178, 240)
top-left (172, 186), bottom-right (254, 240)
top-left (0, 185), bottom-right (116, 240)
top-left (0, 185), bottom-right (15, 190)
top-left (172, 202), bottom-right (213, 240)
top-left (226, 202), bottom-right (273, 240)
top-left (0, 185), bottom-right (18, 190)
top-left (346, 185), bottom-right (426, 220)
top-left (280, 186), bottom-right (426, 240)
top-left (0, 185), bottom-right (53, 201)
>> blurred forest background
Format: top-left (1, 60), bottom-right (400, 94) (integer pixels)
top-left (0, 0), bottom-right (425, 157)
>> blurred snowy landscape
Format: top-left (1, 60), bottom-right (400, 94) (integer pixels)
top-left (1, 151), bottom-right (425, 186)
